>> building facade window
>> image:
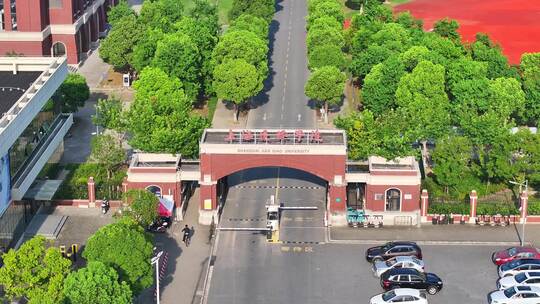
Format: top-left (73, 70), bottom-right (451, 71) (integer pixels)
top-left (52, 42), bottom-right (66, 57)
top-left (49, 0), bottom-right (63, 9)
top-left (9, 0), bottom-right (16, 31)
top-left (0, 2), bottom-right (4, 31)
top-left (385, 188), bottom-right (401, 212)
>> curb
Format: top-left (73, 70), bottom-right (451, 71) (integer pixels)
top-left (327, 239), bottom-right (524, 246)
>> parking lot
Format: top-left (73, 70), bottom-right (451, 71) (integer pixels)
top-left (208, 233), bottom-right (502, 304)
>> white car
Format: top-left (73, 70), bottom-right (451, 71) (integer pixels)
top-left (489, 286), bottom-right (540, 304)
top-left (370, 289), bottom-right (428, 304)
top-left (372, 256), bottom-right (425, 277)
top-left (498, 271), bottom-right (540, 290)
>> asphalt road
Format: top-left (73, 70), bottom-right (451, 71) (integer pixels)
top-left (246, 0), bottom-right (315, 129)
top-left (221, 167), bottom-right (327, 243)
top-left (208, 242), bottom-right (503, 304)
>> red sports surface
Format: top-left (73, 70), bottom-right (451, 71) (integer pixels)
top-left (395, 0), bottom-right (540, 64)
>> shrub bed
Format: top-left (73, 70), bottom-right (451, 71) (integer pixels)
top-left (428, 202), bottom-right (519, 215)
top-left (55, 163), bottom-right (126, 200)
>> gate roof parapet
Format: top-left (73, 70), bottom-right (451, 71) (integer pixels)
top-left (200, 129), bottom-right (347, 155)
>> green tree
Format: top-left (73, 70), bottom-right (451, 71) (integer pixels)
top-left (190, 0), bottom-right (220, 36)
top-left (212, 30), bottom-right (268, 79)
top-left (309, 16), bottom-right (342, 32)
top-left (229, 14), bottom-right (269, 40)
top-left (106, 0), bottom-right (134, 27)
top-left (229, 0), bottom-right (275, 22)
top-left (433, 18), bottom-right (461, 42)
top-left (56, 73), bottom-right (90, 112)
top-left (174, 17), bottom-right (219, 96)
top-left (432, 135), bottom-right (472, 194)
top-left (152, 32), bottom-right (201, 100)
top-left (471, 35), bottom-right (518, 79)
top-left (0, 236), bottom-right (71, 303)
top-left (512, 129), bottom-right (540, 184)
top-left (395, 60), bottom-right (450, 158)
top-left (306, 26), bottom-right (345, 54)
top-left (89, 134), bottom-right (125, 179)
top-left (308, 0), bottom-right (339, 13)
top-left (446, 58), bottom-right (488, 93)
top-left (307, 1), bottom-right (344, 28)
top-left (92, 97), bottom-right (124, 131)
top-left (82, 218), bottom-right (154, 294)
top-left (370, 23), bottom-right (411, 52)
top-left (361, 55), bottom-right (405, 116)
top-left (520, 53), bottom-right (540, 125)
top-left (127, 67), bottom-right (208, 157)
top-left (213, 59), bottom-right (263, 121)
top-left (100, 15), bottom-right (144, 70)
top-left (131, 27), bottom-right (164, 72)
top-left (63, 261), bottom-right (132, 304)
top-left (305, 66), bottom-right (346, 123)
top-left (350, 44), bottom-right (393, 81)
top-left (399, 45), bottom-right (436, 72)
top-left (308, 44), bottom-right (345, 70)
top-left (139, 0), bottom-right (184, 32)
top-left (123, 189), bottom-right (160, 227)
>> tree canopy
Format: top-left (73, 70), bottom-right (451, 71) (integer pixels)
top-left (63, 261), bottom-right (132, 304)
top-left (126, 67), bottom-right (208, 157)
top-left (100, 15), bottom-right (144, 70)
top-left (152, 32), bottom-right (201, 100)
top-left (308, 44), bottom-right (345, 70)
top-left (229, 0), bottom-right (275, 22)
top-left (89, 134), bottom-right (125, 180)
top-left (123, 189), bottom-right (160, 227)
top-left (212, 29), bottom-right (269, 79)
top-left (0, 236), bottom-right (71, 303)
top-left (56, 74), bottom-right (90, 113)
top-left (82, 218), bottom-right (154, 294)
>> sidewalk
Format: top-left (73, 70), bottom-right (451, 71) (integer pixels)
top-left (211, 99), bottom-right (247, 129)
top-left (330, 224), bottom-right (540, 246)
top-left (137, 188), bottom-right (211, 304)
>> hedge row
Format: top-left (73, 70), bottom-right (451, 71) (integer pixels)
top-left (428, 202), bottom-right (519, 215)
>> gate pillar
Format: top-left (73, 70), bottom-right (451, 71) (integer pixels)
top-left (328, 183), bottom-right (347, 226)
top-left (199, 182), bottom-right (218, 225)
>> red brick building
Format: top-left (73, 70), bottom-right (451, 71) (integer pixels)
top-left (125, 129), bottom-right (423, 226)
top-left (0, 0), bottom-right (117, 64)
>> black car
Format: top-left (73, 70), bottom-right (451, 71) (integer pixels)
top-left (366, 241), bottom-right (422, 263)
top-left (380, 268), bottom-right (443, 295)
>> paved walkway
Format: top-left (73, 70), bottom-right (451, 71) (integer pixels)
top-left (137, 189), bottom-right (211, 304)
top-left (77, 47), bottom-right (110, 89)
top-left (330, 224), bottom-right (540, 246)
top-left (212, 100), bottom-right (247, 129)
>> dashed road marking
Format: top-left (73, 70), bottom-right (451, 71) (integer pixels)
top-left (227, 218), bottom-right (264, 222)
top-left (234, 185), bottom-right (322, 190)
top-left (280, 246), bottom-right (315, 253)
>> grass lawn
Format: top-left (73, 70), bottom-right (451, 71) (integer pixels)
top-left (181, 0), bottom-right (232, 25)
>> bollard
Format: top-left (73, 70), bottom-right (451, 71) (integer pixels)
top-left (60, 245), bottom-right (66, 258)
top-left (71, 244), bottom-right (78, 262)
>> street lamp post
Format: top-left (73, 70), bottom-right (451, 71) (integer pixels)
top-left (151, 251), bottom-right (163, 304)
top-left (509, 180), bottom-right (528, 246)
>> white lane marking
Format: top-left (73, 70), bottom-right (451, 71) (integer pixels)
top-left (263, 113), bottom-right (267, 120)
top-left (297, 114), bottom-right (301, 121)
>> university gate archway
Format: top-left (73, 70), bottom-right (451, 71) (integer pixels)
top-left (198, 129), bottom-right (347, 225)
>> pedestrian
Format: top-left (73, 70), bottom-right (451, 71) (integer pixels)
top-left (182, 225), bottom-right (191, 246)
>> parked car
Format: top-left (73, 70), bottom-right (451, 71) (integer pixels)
top-left (488, 285), bottom-right (540, 304)
top-left (373, 256), bottom-right (425, 278)
top-left (497, 271), bottom-right (540, 290)
top-left (380, 268), bottom-right (443, 295)
top-left (499, 259), bottom-right (540, 278)
top-left (366, 241), bottom-right (422, 263)
top-left (492, 247), bottom-right (540, 266)
top-left (370, 288), bottom-right (428, 304)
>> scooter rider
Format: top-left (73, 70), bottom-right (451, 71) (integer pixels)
top-left (101, 198), bottom-right (110, 214)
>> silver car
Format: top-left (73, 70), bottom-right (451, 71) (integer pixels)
top-left (498, 271), bottom-right (540, 290)
top-left (372, 256), bottom-right (425, 277)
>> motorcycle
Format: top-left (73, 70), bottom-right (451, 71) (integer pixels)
top-left (147, 217), bottom-right (171, 233)
top-left (101, 199), bottom-right (110, 214)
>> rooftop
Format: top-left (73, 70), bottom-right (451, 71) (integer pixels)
top-left (202, 129), bottom-right (346, 145)
top-left (130, 153), bottom-right (181, 168)
top-left (0, 71), bottom-right (41, 114)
